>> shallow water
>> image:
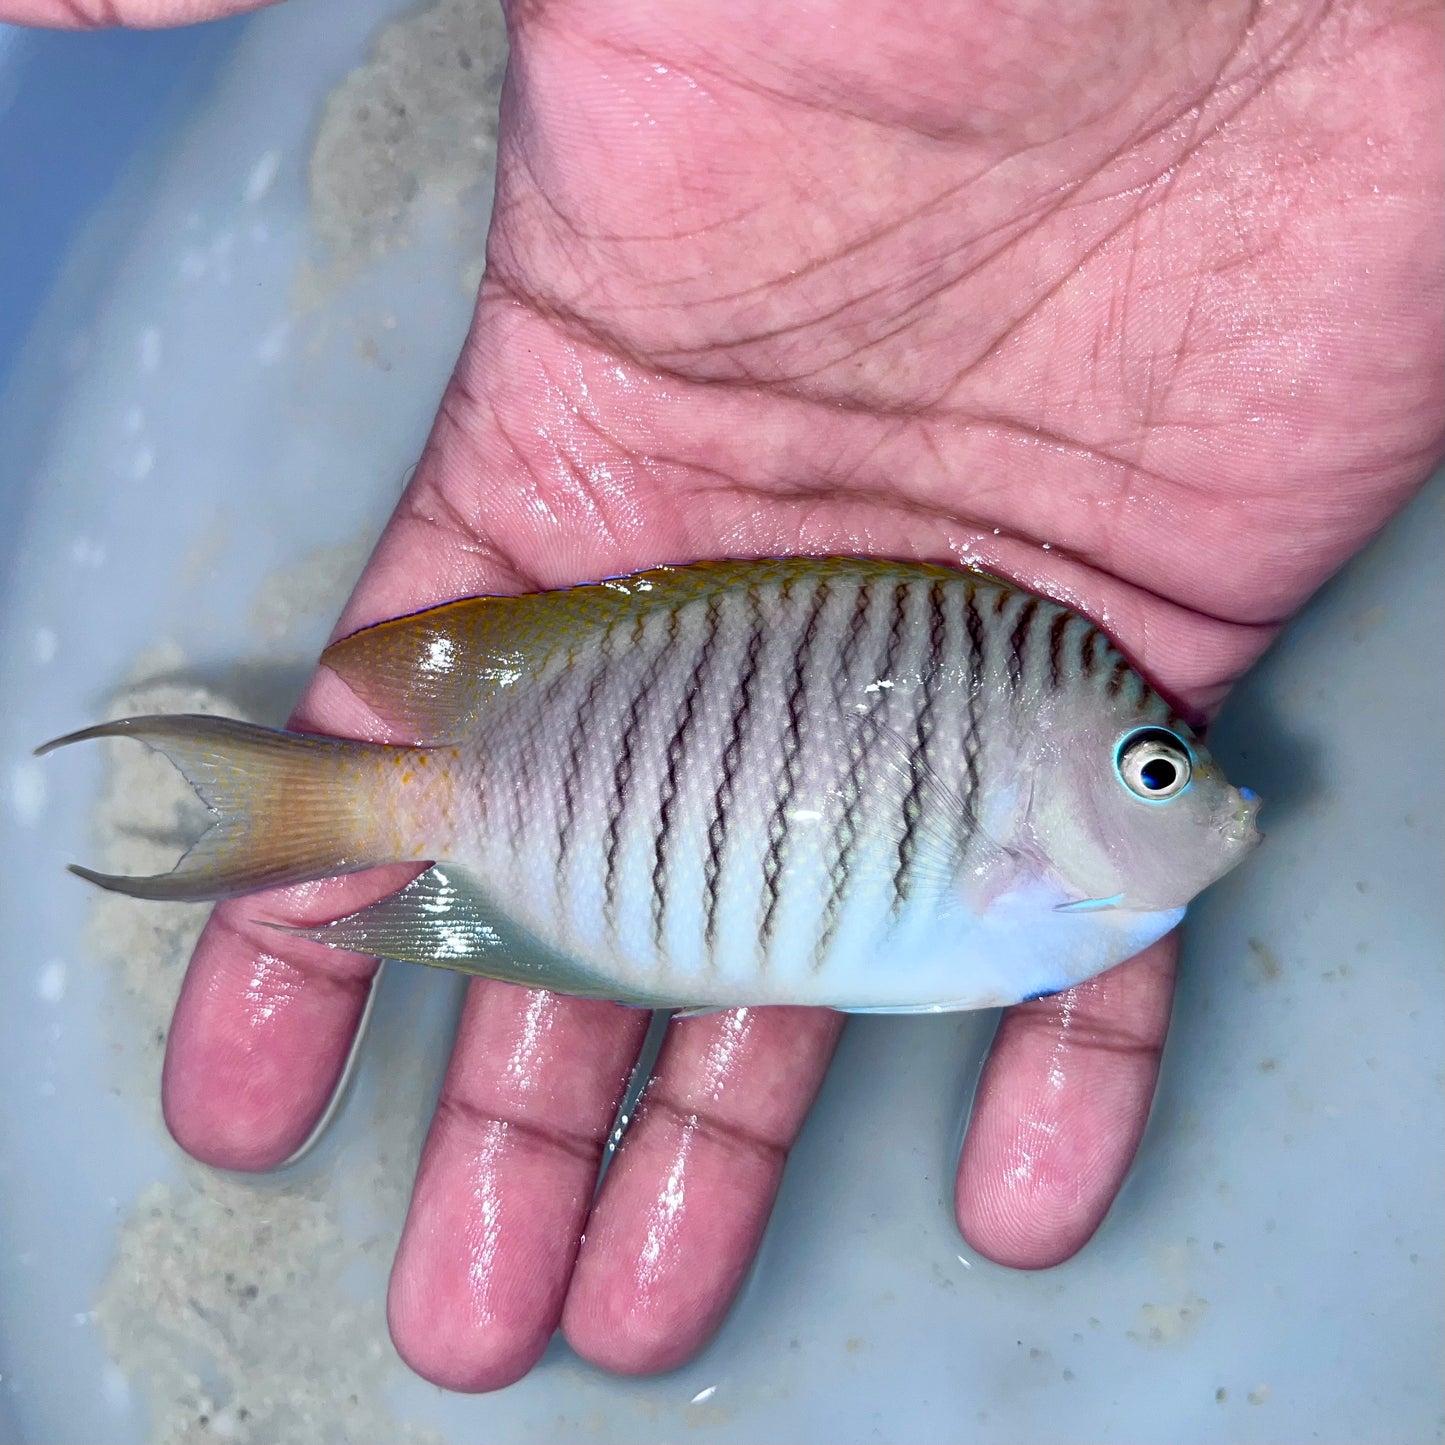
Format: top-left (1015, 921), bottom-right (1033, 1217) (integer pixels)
top-left (0, 5), bottom-right (1441, 1442)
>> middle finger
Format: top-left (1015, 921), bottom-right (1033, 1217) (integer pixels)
top-left (386, 980), bottom-right (650, 1391)
top-left (563, 1005), bottom-right (844, 1375)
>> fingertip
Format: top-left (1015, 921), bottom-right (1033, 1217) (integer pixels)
top-left (955, 1119), bottom-right (1109, 1270)
top-left (563, 1294), bottom-right (704, 1378)
top-left (160, 1002), bottom-right (358, 1172)
top-left (954, 943), bottom-right (1178, 1272)
top-left (954, 1043), bottom-right (1121, 1270)
top-left (386, 1262), bottom-right (554, 1393)
top-left (563, 1008), bottom-right (841, 1375)
top-left (161, 1061), bottom-right (313, 1172)
top-left (160, 903), bottom-right (377, 1172)
top-left (563, 1228), bottom-right (734, 1378)
top-left (384, 1109), bottom-right (569, 1392)
top-left (563, 1173), bottom-right (741, 1378)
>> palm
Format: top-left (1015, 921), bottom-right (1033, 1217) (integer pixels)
top-left (155, 0), bottom-right (1441, 1389)
top-left (410, 0), bottom-right (1440, 697)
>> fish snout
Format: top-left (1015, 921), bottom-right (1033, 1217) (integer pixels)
top-left (1222, 785), bottom-right (1263, 848)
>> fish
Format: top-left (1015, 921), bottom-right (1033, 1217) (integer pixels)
top-left (37, 557), bottom-right (1261, 1013)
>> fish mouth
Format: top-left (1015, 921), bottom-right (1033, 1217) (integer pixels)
top-left (1222, 785), bottom-right (1263, 848)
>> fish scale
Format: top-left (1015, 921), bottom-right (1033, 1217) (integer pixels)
top-left (476, 566), bottom-right (1017, 995)
top-left (39, 557), bottom-right (1261, 1012)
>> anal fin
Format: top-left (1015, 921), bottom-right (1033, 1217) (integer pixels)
top-left (271, 864), bottom-right (665, 1005)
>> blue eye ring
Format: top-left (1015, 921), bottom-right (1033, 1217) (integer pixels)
top-left (1115, 727), bottom-right (1193, 802)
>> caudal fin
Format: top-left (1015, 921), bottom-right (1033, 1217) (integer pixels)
top-left (36, 714), bottom-right (405, 901)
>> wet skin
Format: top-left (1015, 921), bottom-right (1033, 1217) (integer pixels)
top-left (13, 0), bottom-right (1442, 1389)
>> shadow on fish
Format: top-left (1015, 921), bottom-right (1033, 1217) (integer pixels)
top-left (38, 558), bottom-right (1261, 1013)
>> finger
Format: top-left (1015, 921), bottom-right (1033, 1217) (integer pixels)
top-left (160, 865), bottom-right (423, 1170)
top-left (386, 983), bottom-right (650, 1392)
top-left (562, 1006), bottom-right (844, 1376)
top-left (0, 0), bottom-right (275, 27)
top-left (954, 935), bottom-right (1177, 1268)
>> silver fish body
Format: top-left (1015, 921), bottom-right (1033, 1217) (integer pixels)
top-left (40, 558), bottom-right (1261, 1012)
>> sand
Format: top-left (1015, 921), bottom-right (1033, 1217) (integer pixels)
top-left (83, 659), bottom-right (448, 1445)
top-left (85, 5), bottom-right (509, 1434)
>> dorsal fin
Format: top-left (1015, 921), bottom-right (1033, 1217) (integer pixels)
top-left (320, 591), bottom-right (544, 744)
top-left (319, 562), bottom-right (734, 742)
top-left (319, 557), bottom-right (998, 743)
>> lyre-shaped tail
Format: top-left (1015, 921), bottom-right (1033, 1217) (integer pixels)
top-left (36, 714), bottom-right (409, 901)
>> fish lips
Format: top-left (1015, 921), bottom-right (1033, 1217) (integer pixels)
top-left (1221, 786), bottom-right (1264, 849)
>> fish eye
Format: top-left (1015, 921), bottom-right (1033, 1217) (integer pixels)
top-left (1115, 728), bottom-right (1192, 801)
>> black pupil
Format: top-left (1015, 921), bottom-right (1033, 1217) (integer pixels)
top-left (1140, 757), bottom-right (1178, 791)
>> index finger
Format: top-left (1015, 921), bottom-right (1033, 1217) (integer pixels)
top-left (159, 605), bottom-right (490, 1170)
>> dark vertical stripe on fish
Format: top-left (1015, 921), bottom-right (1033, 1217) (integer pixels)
top-left (1047, 612), bottom-right (1071, 689)
top-left (601, 673), bottom-right (653, 924)
top-left (554, 630), bottom-right (615, 899)
top-left (703, 588), bottom-right (765, 954)
top-left (1079, 625), bottom-right (1101, 679)
top-left (809, 579), bottom-right (873, 970)
top-left (650, 596), bottom-right (718, 952)
top-left (1107, 655), bottom-right (1131, 697)
top-left (515, 666), bottom-right (573, 869)
top-left (760, 577), bottom-right (830, 950)
top-left (816, 580), bottom-right (909, 970)
top-left (604, 606), bottom-right (685, 934)
top-left (891, 579), bottom-right (946, 916)
top-left (1007, 597), bottom-right (1039, 695)
top-left (961, 581), bottom-right (986, 861)
top-left (840, 577), bottom-right (873, 677)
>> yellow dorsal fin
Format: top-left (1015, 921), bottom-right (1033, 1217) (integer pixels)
top-left (319, 560), bottom-right (745, 742)
top-left (319, 556), bottom-right (988, 744)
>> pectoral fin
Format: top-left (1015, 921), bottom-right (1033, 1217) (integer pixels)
top-left (1053, 892), bottom-right (1124, 914)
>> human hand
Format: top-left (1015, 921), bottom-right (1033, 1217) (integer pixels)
top-left (14, 0), bottom-right (1441, 1390)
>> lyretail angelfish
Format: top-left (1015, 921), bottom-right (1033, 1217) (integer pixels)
top-left (39, 558), bottom-right (1261, 1012)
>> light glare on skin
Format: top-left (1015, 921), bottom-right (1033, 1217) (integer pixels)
top-left (635, 1133), bottom-right (693, 1292)
top-left (239, 952), bottom-right (304, 1030)
top-left (1001, 989), bottom-right (1076, 1189)
top-left (505, 990), bottom-right (561, 1091)
top-left (1047, 992), bottom-right (1077, 1093)
top-left (463, 1129), bottom-right (509, 1321)
top-left (698, 1008), bottom-right (756, 1106)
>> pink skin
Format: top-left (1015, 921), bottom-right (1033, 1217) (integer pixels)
top-left (13, 0), bottom-right (1442, 1389)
